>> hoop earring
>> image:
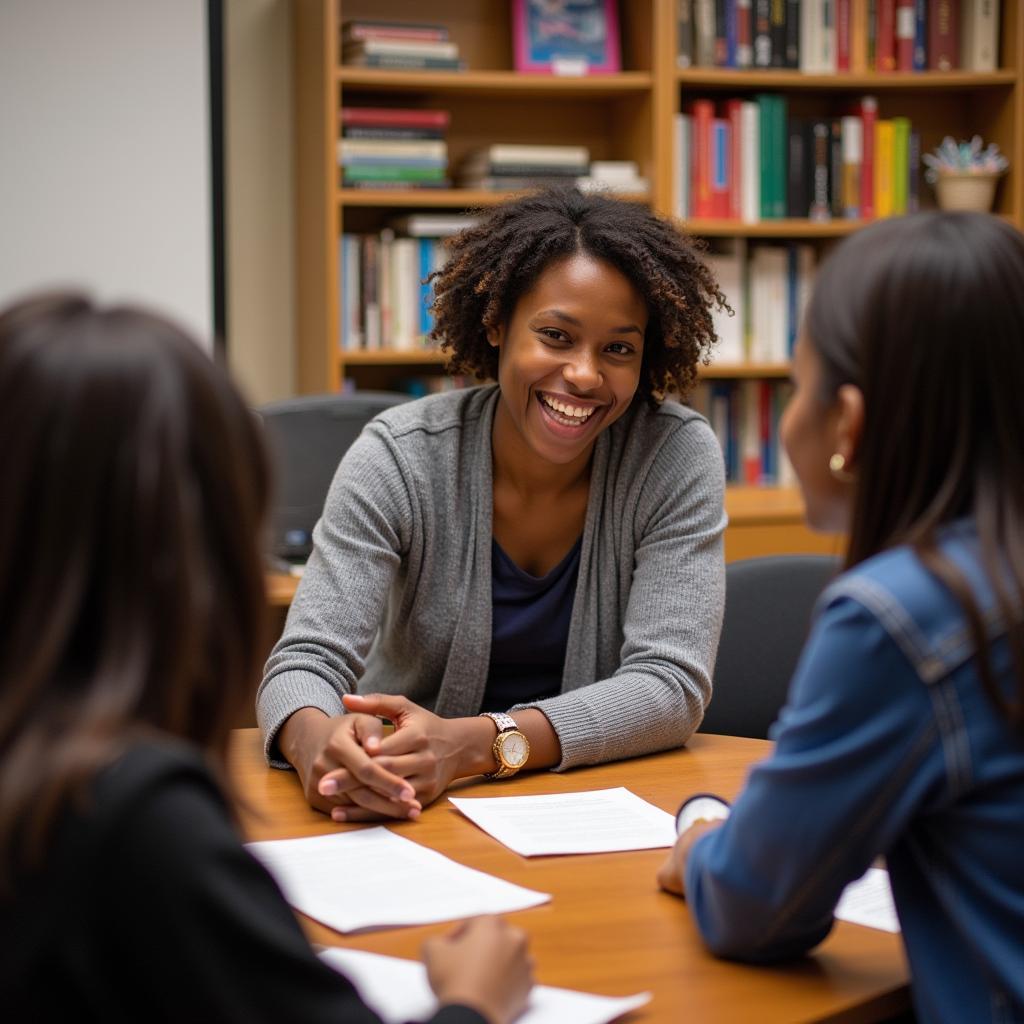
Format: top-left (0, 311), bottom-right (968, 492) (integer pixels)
top-left (829, 453), bottom-right (856, 482)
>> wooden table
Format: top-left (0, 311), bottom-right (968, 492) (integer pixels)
top-left (230, 729), bottom-right (910, 1024)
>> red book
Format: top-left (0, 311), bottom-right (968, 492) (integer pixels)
top-left (340, 107), bottom-right (451, 129)
top-left (726, 99), bottom-right (745, 220)
top-left (691, 100), bottom-right (716, 218)
top-left (711, 118), bottom-right (732, 219)
top-left (343, 21), bottom-right (449, 42)
top-left (836, 0), bottom-right (852, 71)
top-left (928, 0), bottom-right (960, 69)
top-left (859, 95), bottom-right (877, 219)
top-left (895, 0), bottom-right (915, 69)
top-left (876, 0), bottom-right (897, 70)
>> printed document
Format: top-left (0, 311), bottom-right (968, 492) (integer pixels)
top-left (835, 867), bottom-right (900, 933)
top-left (246, 827), bottom-right (549, 932)
top-left (320, 947), bottom-right (651, 1024)
top-left (449, 787), bottom-right (677, 856)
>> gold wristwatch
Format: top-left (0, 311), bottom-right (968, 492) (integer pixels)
top-left (479, 712), bottom-right (530, 779)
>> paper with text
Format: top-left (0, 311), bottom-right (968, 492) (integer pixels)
top-left (835, 867), bottom-right (900, 933)
top-left (246, 827), bottom-right (550, 932)
top-left (320, 947), bottom-right (651, 1024)
top-left (449, 787), bottom-right (677, 856)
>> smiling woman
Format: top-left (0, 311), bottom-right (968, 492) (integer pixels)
top-left (258, 187), bottom-right (729, 821)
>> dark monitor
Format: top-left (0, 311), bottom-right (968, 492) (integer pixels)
top-left (259, 391), bottom-right (409, 562)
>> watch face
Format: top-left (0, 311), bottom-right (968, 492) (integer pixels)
top-left (499, 731), bottom-right (529, 768)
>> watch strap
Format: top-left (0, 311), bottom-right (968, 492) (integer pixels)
top-left (479, 712), bottom-right (524, 778)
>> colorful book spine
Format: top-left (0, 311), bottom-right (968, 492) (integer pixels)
top-left (692, 100), bottom-right (716, 217)
top-left (753, 0), bottom-right (773, 65)
top-left (896, 0), bottom-right (916, 68)
top-left (874, 119), bottom-right (895, 217)
top-left (859, 95), bottom-right (878, 218)
top-left (726, 99), bottom-right (745, 219)
top-left (913, 0), bottom-right (928, 68)
top-left (841, 115), bottom-right (863, 217)
top-left (736, 0), bottom-right (754, 65)
top-left (876, 0), bottom-right (897, 69)
top-left (837, 0), bottom-right (852, 70)
top-left (892, 116), bottom-right (911, 214)
top-left (712, 118), bottom-right (732, 217)
top-left (928, 0), bottom-right (960, 69)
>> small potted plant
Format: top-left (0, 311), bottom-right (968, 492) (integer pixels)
top-left (924, 136), bottom-right (1010, 213)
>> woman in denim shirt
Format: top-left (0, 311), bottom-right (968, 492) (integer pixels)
top-left (658, 212), bottom-right (1024, 1023)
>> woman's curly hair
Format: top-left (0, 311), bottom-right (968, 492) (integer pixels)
top-left (428, 187), bottom-right (726, 403)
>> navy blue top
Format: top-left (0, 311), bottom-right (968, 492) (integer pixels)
top-left (481, 536), bottom-right (582, 713)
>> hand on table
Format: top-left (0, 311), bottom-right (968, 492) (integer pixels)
top-left (423, 916), bottom-right (534, 1024)
top-left (326, 692), bottom-right (469, 813)
top-left (278, 707), bottom-right (422, 822)
top-left (656, 819), bottom-right (723, 898)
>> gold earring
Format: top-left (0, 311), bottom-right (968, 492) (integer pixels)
top-left (829, 453), bottom-right (855, 482)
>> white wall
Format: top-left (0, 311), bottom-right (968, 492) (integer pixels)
top-left (0, 0), bottom-right (213, 345)
top-left (225, 0), bottom-right (295, 402)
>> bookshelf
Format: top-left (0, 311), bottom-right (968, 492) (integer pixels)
top-left (293, 0), bottom-right (1022, 557)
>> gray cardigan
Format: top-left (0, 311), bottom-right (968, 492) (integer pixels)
top-left (258, 385), bottom-right (726, 770)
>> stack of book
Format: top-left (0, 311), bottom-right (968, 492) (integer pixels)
top-left (338, 107), bottom-right (451, 190)
top-left (677, 0), bottom-right (1000, 73)
top-left (574, 160), bottom-right (650, 197)
top-left (674, 94), bottom-right (919, 222)
top-left (342, 19), bottom-right (465, 71)
top-left (457, 144), bottom-right (591, 190)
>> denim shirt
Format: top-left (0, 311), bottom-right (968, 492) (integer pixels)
top-left (685, 522), bottom-right (1024, 1023)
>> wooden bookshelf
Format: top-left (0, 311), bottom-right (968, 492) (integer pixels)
top-left (294, 0), bottom-right (1024, 557)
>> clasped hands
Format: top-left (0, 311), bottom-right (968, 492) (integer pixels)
top-left (288, 693), bottom-right (477, 822)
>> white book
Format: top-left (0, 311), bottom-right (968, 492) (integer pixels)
top-left (338, 139), bottom-right (447, 160)
top-left (820, 0), bottom-right (838, 72)
top-left (589, 159), bottom-right (640, 183)
top-left (706, 239), bottom-right (747, 364)
top-left (750, 246), bottom-right (788, 362)
top-left (694, 0), bottom-right (716, 66)
top-left (392, 238), bottom-right (418, 350)
top-left (962, 0), bottom-right (1000, 71)
top-left (390, 213), bottom-right (477, 237)
top-left (343, 38), bottom-right (460, 59)
top-left (574, 176), bottom-right (650, 194)
top-left (674, 113), bottom-right (692, 219)
top-left (740, 101), bottom-right (760, 224)
top-left (800, 0), bottom-right (823, 72)
top-left (469, 144), bottom-right (590, 166)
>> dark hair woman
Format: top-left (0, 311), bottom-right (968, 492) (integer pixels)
top-left (0, 293), bottom-right (532, 1024)
top-left (260, 187), bottom-right (728, 821)
top-left (658, 212), bottom-right (1024, 1023)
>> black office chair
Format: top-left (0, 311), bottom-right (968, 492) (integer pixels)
top-left (259, 391), bottom-right (409, 562)
top-left (701, 554), bottom-right (841, 739)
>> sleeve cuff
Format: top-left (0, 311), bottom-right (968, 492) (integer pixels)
top-left (257, 671), bottom-right (346, 768)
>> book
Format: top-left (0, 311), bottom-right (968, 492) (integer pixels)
top-left (343, 165), bottom-right (448, 182)
top-left (390, 214), bottom-right (479, 237)
top-left (896, 0), bottom-right (916, 68)
top-left (837, 0), bottom-right (852, 69)
top-left (829, 118), bottom-right (844, 218)
top-left (342, 39), bottom-right (460, 59)
top-left (706, 239), bottom-right (747, 363)
top-left (770, 0), bottom-right (787, 67)
top-left (962, 0), bottom-right (1000, 71)
top-left (876, 0), bottom-right (897, 70)
top-left (674, 113), bottom-right (693, 219)
top-left (726, 100), bottom-right (745, 220)
top-left (914, 0), bottom-right (928, 68)
top-left (344, 54), bottom-right (465, 70)
top-left (785, 0), bottom-right (801, 65)
top-left (342, 21), bottom-right (449, 43)
top-left (810, 120), bottom-right (833, 222)
top-left (740, 101), bottom-right (761, 223)
top-left (787, 117), bottom-right (809, 218)
top-left (737, 0), bottom-right (754, 66)
top-left (840, 115), bottom-right (863, 217)
top-left (753, 0), bottom-right (773, 65)
top-left (678, 0), bottom-right (695, 67)
top-left (711, 118), bottom-right (732, 218)
top-left (874, 119), bottom-right (895, 217)
top-left (462, 144), bottom-right (590, 166)
top-left (341, 108), bottom-right (450, 129)
top-left (928, 0), bottom-right (960, 69)
top-left (342, 126), bottom-right (445, 141)
top-left (859, 95), bottom-right (878, 219)
top-left (338, 139), bottom-right (448, 160)
top-left (892, 116), bottom-right (911, 214)
top-left (692, 100), bottom-right (716, 217)
top-left (799, 0), bottom-right (821, 71)
top-left (695, 0), bottom-right (717, 65)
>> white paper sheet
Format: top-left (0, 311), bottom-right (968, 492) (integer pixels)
top-left (449, 787), bottom-right (677, 856)
top-left (246, 826), bottom-right (550, 933)
top-left (319, 947), bottom-right (651, 1024)
top-left (835, 867), bottom-right (901, 933)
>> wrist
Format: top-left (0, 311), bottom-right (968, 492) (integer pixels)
top-left (448, 716), bottom-right (502, 779)
top-left (278, 707), bottom-right (330, 774)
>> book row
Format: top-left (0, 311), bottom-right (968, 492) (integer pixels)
top-left (340, 107), bottom-right (453, 189)
top-left (686, 379), bottom-right (797, 486)
top-left (339, 233), bottom-right (450, 353)
top-left (677, 0), bottom-right (1000, 73)
top-left (341, 19), bottom-right (465, 70)
top-left (675, 94), bottom-right (920, 222)
top-left (706, 240), bottom-right (817, 364)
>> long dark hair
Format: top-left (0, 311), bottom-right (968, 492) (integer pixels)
top-left (805, 212), bottom-right (1024, 729)
top-left (0, 293), bottom-right (270, 888)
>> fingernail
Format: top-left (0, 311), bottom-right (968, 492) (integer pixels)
top-left (407, 806), bottom-right (421, 820)
top-left (397, 786), bottom-right (414, 801)
top-left (319, 779), bottom-right (338, 796)
top-left (331, 808), bottom-right (347, 822)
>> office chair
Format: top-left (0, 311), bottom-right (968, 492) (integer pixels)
top-left (701, 554), bottom-right (841, 739)
top-left (259, 391), bottom-right (409, 562)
